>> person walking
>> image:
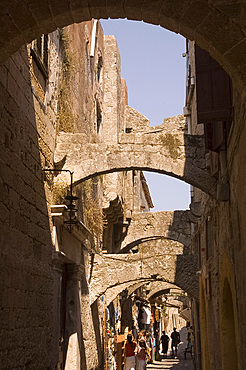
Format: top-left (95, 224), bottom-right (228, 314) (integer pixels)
top-left (160, 330), bottom-right (169, 358)
top-left (124, 334), bottom-right (137, 370)
top-left (136, 339), bottom-right (147, 370)
top-left (171, 328), bottom-right (180, 358)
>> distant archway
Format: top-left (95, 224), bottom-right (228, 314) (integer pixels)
top-left (147, 281), bottom-right (183, 301)
top-left (104, 280), bottom-right (183, 305)
top-left (121, 210), bottom-right (191, 252)
top-left (89, 238), bottom-right (198, 303)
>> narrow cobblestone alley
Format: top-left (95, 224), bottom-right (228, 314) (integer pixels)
top-left (147, 327), bottom-right (194, 370)
top-left (3, 2), bottom-right (246, 369)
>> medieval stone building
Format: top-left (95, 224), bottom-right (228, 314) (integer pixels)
top-left (0, 18), bottom-right (164, 369)
top-left (1, 2), bottom-right (246, 370)
top-left (184, 40), bottom-right (239, 370)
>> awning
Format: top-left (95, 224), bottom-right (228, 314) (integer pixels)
top-left (179, 308), bottom-right (192, 322)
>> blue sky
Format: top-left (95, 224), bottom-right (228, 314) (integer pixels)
top-left (100, 19), bottom-right (190, 211)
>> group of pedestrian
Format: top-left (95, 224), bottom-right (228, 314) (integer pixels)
top-left (124, 327), bottom-right (181, 369)
top-left (160, 328), bottom-right (180, 358)
top-left (124, 331), bottom-right (150, 370)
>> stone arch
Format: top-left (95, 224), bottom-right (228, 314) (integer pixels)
top-left (105, 280), bottom-right (181, 305)
top-left (104, 280), bottom-right (150, 305)
top-left (89, 238), bottom-right (198, 303)
top-left (55, 131), bottom-right (218, 197)
top-left (1, 2), bottom-right (246, 92)
top-left (220, 254), bottom-right (240, 370)
top-left (200, 279), bottom-right (211, 370)
top-left (146, 281), bottom-right (183, 301)
top-left (121, 210), bottom-right (191, 252)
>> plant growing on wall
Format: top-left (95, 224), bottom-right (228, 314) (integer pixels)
top-left (82, 178), bottom-right (105, 238)
top-left (52, 177), bottom-right (69, 204)
top-left (57, 30), bottom-right (78, 133)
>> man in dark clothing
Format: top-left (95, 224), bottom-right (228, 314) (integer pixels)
top-left (160, 331), bottom-right (169, 358)
top-left (171, 328), bottom-right (180, 357)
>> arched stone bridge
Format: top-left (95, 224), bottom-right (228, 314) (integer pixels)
top-left (1, 1), bottom-right (246, 93)
top-left (104, 280), bottom-right (180, 305)
top-left (121, 210), bottom-right (191, 252)
top-left (55, 130), bottom-right (218, 197)
top-left (146, 281), bottom-right (183, 300)
top-left (104, 280), bottom-right (151, 305)
top-left (89, 238), bottom-right (198, 303)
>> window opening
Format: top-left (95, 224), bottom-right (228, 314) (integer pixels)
top-left (96, 101), bottom-right (102, 134)
top-left (30, 34), bottom-right (49, 103)
top-left (97, 51), bottom-right (103, 83)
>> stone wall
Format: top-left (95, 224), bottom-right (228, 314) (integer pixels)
top-left (0, 20), bottom-right (108, 369)
top-left (0, 18), bottom-right (161, 369)
top-left (0, 37), bottom-right (59, 368)
top-left (188, 43), bottom-right (246, 369)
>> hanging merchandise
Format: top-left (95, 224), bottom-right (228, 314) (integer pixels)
top-left (155, 308), bottom-right (160, 322)
top-left (142, 306), bottom-right (151, 325)
top-left (150, 312), bottom-right (154, 324)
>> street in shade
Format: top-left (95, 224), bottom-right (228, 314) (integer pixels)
top-left (147, 327), bottom-right (194, 370)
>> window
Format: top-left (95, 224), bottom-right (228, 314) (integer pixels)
top-left (95, 101), bottom-right (102, 134)
top-left (32, 34), bottom-right (48, 72)
top-left (195, 44), bottom-right (233, 152)
top-left (97, 51), bottom-right (103, 83)
top-left (30, 34), bottom-right (49, 103)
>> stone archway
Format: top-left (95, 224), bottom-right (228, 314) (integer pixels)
top-left (1, 1), bottom-right (246, 93)
top-left (120, 210), bottom-right (191, 252)
top-left (54, 129), bottom-right (218, 197)
top-left (104, 280), bottom-right (182, 305)
top-left (220, 254), bottom-right (240, 370)
top-left (221, 278), bottom-right (238, 370)
top-left (89, 238), bottom-right (198, 303)
top-left (147, 281), bottom-right (183, 301)
top-left (104, 280), bottom-right (148, 305)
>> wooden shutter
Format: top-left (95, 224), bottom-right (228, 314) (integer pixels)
top-left (195, 45), bottom-right (233, 125)
top-left (195, 45), bottom-right (233, 151)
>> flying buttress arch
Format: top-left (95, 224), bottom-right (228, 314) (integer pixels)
top-left (120, 210), bottom-right (192, 252)
top-left (104, 280), bottom-right (182, 305)
top-left (89, 238), bottom-right (198, 303)
top-left (54, 131), bottom-right (218, 197)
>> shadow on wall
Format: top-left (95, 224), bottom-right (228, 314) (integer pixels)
top-left (174, 251), bottom-right (199, 299)
top-left (0, 46), bottom-right (55, 368)
top-left (221, 277), bottom-right (238, 370)
top-left (169, 211), bottom-right (199, 299)
top-left (91, 300), bottom-right (104, 368)
top-left (63, 266), bottom-right (87, 369)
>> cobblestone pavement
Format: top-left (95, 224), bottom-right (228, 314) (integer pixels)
top-left (147, 358), bottom-right (194, 370)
